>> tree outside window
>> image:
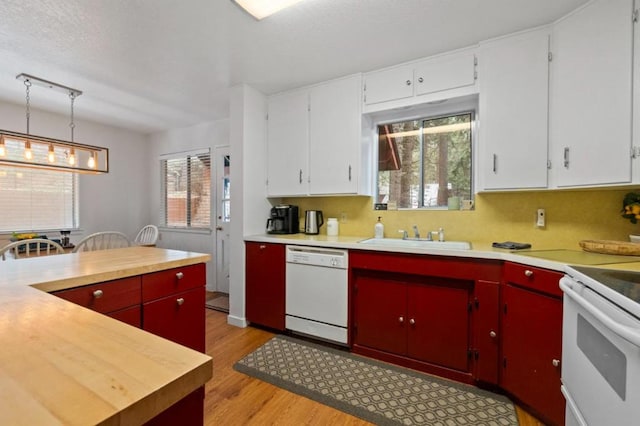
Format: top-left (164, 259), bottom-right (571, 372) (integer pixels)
top-left (377, 112), bottom-right (472, 209)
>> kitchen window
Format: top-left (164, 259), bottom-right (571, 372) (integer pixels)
top-left (0, 165), bottom-right (79, 232)
top-left (161, 149), bottom-right (211, 229)
top-left (376, 111), bottom-right (473, 209)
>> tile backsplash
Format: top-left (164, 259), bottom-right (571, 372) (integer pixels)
top-left (283, 188), bottom-right (640, 249)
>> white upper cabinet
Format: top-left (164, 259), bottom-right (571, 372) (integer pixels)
top-left (363, 47), bottom-right (478, 113)
top-left (549, 0), bottom-right (634, 188)
top-left (266, 74), bottom-right (368, 197)
top-left (267, 89), bottom-right (309, 196)
top-left (478, 27), bottom-right (551, 191)
top-left (309, 75), bottom-right (363, 195)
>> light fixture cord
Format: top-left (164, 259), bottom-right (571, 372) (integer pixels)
top-left (69, 92), bottom-right (76, 142)
top-left (24, 79), bottom-right (31, 134)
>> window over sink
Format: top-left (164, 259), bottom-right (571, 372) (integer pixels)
top-left (376, 109), bottom-right (473, 209)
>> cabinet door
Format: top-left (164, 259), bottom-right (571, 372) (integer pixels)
top-left (550, 0), bottom-right (633, 187)
top-left (143, 286), bottom-right (206, 352)
top-left (479, 28), bottom-right (550, 190)
top-left (407, 280), bottom-right (471, 372)
top-left (267, 89), bottom-right (309, 196)
top-left (108, 305), bottom-right (142, 328)
top-left (501, 285), bottom-right (564, 426)
top-left (245, 242), bottom-right (286, 330)
top-left (309, 75), bottom-right (361, 194)
top-left (472, 280), bottom-right (500, 384)
top-left (363, 65), bottom-right (414, 105)
top-left (414, 50), bottom-right (476, 97)
top-left (353, 275), bottom-right (407, 355)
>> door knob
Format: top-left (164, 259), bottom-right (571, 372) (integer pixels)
top-left (524, 270), bottom-right (534, 277)
top-left (216, 226), bottom-right (223, 231)
top-left (176, 272), bottom-right (184, 280)
top-left (409, 318), bottom-right (416, 325)
top-left (398, 316), bottom-right (404, 323)
top-left (93, 289), bottom-right (104, 299)
top-left (176, 298), bottom-right (185, 306)
top-left (489, 330), bottom-right (497, 339)
top-left (552, 359), bottom-right (560, 367)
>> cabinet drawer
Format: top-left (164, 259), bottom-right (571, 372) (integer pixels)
top-left (503, 262), bottom-right (563, 298)
top-left (142, 264), bottom-right (205, 302)
top-left (143, 287), bottom-right (205, 352)
top-left (53, 276), bottom-right (141, 314)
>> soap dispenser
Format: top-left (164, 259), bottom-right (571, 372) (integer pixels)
top-left (374, 217), bottom-right (384, 239)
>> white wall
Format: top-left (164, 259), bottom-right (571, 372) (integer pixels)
top-left (228, 84), bottom-right (271, 327)
top-left (0, 100), bottom-right (150, 242)
top-left (147, 120), bottom-right (230, 291)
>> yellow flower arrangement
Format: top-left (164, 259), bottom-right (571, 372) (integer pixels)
top-left (622, 192), bottom-right (640, 224)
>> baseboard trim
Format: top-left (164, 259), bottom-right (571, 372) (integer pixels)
top-left (227, 314), bottom-right (247, 328)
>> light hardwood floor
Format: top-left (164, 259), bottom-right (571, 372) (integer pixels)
top-left (203, 309), bottom-right (546, 425)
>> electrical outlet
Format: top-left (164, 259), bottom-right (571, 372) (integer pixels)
top-left (340, 212), bottom-right (347, 223)
top-left (536, 208), bottom-right (546, 228)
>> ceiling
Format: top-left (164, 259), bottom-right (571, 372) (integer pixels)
top-left (0, 0), bottom-right (588, 134)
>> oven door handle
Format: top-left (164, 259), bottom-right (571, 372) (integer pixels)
top-left (560, 278), bottom-right (640, 347)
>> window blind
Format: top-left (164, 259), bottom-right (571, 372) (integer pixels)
top-left (0, 164), bottom-right (78, 232)
top-left (161, 149), bottom-right (211, 229)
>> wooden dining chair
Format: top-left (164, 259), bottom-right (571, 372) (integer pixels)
top-left (72, 231), bottom-right (132, 253)
top-left (0, 239), bottom-right (65, 260)
top-left (134, 225), bottom-right (159, 246)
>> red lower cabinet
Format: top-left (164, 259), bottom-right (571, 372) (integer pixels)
top-left (471, 280), bottom-right (500, 385)
top-left (145, 387), bottom-right (204, 426)
top-left (353, 272), bottom-right (473, 376)
top-left (502, 263), bottom-right (564, 426)
top-left (142, 286), bottom-right (206, 352)
top-left (245, 242), bottom-right (286, 330)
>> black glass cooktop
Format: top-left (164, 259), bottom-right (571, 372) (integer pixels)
top-left (571, 266), bottom-right (640, 305)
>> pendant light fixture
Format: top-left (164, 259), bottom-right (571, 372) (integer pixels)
top-left (0, 73), bottom-right (109, 173)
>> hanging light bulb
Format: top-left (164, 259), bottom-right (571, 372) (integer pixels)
top-left (68, 147), bottom-right (76, 165)
top-left (88, 151), bottom-right (96, 169)
top-left (48, 144), bottom-right (56, 163)
top-left (24, 140), bottom-right (33, 160)
top-left (0, 137), bottom-right (5, 157)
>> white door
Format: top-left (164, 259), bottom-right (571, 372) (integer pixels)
top-left (214, 146), bottom-right (230, 294)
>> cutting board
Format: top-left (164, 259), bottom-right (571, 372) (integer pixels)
top-left (579, 240), bottom-right (640, 256)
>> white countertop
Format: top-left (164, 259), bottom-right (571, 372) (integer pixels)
top-left (245, 233), bottom-right (640, 272)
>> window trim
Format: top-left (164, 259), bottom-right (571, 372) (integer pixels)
top-left (369, 96), bottom-right (478, 210)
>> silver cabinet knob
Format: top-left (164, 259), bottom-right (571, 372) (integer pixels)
top-left (409, 318), bottom-right (416, 325)
top-left (398, 316), bottom-right (404, 323)
top-left (93, 289), bottom-right (104, 299)
top-left (176, 297), bottom-right (185, 306)
top-left (418, 77), bottom-right (424, 83)
top-left (524, 270), bottom-right (534, 277)
top-left (552, 359), bottom-right (560, 367)
top-left (176, 272), bottom-right (184, 280)
top-left (405, 79), bottom-right (412, 86)
top-left (489, 330), bottom-right (497, 338)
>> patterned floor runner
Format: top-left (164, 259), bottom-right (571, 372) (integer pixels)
top-left (234, 335), bottom-right (518, 426)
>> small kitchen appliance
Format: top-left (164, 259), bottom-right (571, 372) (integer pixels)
top-left (266, 205), bottom-right (299, 234)
top-left (304, 210), bottom-right (323, 235)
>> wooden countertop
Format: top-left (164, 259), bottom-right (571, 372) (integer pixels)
top-left (0, 247), bottom-right (213, 425)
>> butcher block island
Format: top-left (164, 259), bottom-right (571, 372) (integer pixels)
top-left (0, 247), bottom-right (212, 426)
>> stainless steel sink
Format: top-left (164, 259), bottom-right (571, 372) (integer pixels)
top-left (358, 238), bottom-right (472, 250)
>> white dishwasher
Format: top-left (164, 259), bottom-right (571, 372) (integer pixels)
top-left (285, 245), bottom-right (348, 345)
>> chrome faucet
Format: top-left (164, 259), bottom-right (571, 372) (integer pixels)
top-left (412, 225), bottom-right (420, 239)
top-left (398, 230), bottom-right (408, 240)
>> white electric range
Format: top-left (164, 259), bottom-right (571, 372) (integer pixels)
top-left (560, 266), bottom-right (640, 425)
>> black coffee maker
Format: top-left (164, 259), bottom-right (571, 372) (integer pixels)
top-left (266, 205), bottom-right (299, 234)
